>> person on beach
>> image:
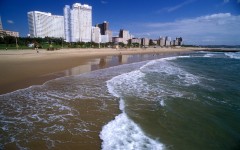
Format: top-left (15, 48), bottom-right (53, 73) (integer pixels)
top-left (35, 45), bottom-right (39, 53)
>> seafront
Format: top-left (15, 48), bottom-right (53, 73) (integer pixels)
top-left (0, 47), bottom-right (200, 95)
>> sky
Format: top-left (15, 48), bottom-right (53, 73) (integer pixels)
top-left (0, 0), bottom-right (240, 45)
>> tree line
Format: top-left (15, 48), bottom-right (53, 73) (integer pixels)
top-left (0, 36), bottom-right (121, 50)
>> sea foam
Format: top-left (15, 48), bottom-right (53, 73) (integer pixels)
top-left (225, 52), bottom-right (240, 59)
top-left (100, 112), bottom-right (164, 150)
top-left (140, 56), bottom-right (200, 86)
top-left (100, 55), bottom-right (204, 150)
top-left (101, 66), bottom-right (167, 149)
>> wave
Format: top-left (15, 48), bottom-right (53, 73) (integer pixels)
top-left (100, 113), bottom-right (164, 150)
top-left (101, 80), bottom-right (164, 150)
top-left (140, 56), bottom-right (200, 86)
top-left (225, 52), bottom-right (240, 59)
top-left (203, 53), bottom-right (215, 57)
top-left (100, 56), bottom-right (201, 150)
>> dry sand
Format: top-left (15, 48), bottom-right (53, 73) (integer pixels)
top-left (0, 47), bottom-right (202, 94)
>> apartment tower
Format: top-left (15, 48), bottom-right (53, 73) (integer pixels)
top-left (27, 11), bottom-right (64, 38)
top-left (64, 3), bottom-right (92, 42)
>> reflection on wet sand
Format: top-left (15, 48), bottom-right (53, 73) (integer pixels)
top-left (63, 53), bottom-right (182, 77)
top-left (99, 58), bottom-right (107, 68)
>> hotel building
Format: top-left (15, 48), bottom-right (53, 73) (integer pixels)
top-left (141, 38), bottom-right (149, 46)
top-left (119, 29), bottom-right (130, 44)
top-left (97, 21), bottom-right (109, 35)
top-left (64, 3), bottom-right (92, 42)
top-left (27, 11), bottom-right (64, 38)
top-left (96, 21), bottom-right (112, 42)
top-left (91, 26), bottom-right (101, 43)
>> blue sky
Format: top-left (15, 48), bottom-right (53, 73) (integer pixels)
top-left (0, 0), bottom-right (240, 45)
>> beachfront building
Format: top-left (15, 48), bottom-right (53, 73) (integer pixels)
top-left (96, 21), bottom-right (113, 42)
top-left (141, 38), bottom-right (149, 47)
top-left (130, 38), bottom-right (141, 44)
top-left (64, 3), bottom-right (92, 42)
top-left (129, 38), bottom-right (141, 47)
top-left (0, 29), bottom-right (19, 37)
top-left (159, 37), bottom-right (165, 46)
top-left (119, 29), bottom-right (131, 44)
top-left (91, 26), bottom-right (101, 43)
top-left (101, 35), bottom-right (109, 43)
top-left (112, 37), bottom-right (124, 44)
top-left (27, 11), bottom-right (64, 38)
top-left (166, 40), bottom-right (171, 46)
top-left (105, 30), bottom-right (113, 42)
top-left (0, 16), bottom-right (19, 37)
top-left (175, 37), bottom-right (183, 46)
top-left (97, 21), bottom-right (109, 35)
top-left (165, 36), bottom-right (171, 46)
top-left (1, 30), bottom-right (19, 37)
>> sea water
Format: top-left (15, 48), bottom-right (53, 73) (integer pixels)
top-left (101, 52), bottom-right (240, 150)
top-left (0, 52), bottom-right (240, 149)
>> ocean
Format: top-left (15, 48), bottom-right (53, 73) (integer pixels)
top-left (0, 51), bottom-right (240, 150)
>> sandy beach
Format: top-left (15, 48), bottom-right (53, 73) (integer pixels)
top-left (0, 47), bottom-right (198, 94)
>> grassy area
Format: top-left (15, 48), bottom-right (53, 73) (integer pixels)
top-left (0, 44), bottom-right (64, 50)
top-left (0, 44), bottom-right (28, 50)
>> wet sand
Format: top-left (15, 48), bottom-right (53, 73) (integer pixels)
top-left (0, 47), bottom-right (197, 94)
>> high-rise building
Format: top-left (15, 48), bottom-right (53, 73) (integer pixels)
top-left (101, 35), bottom-right (109, 43)
top-left (141, 38), bottom-right (149, 46)
top-left (175, 37), bottom-right (183, 46)
top-left (96, 21), bottom-right (112, 42)
top-left (64, 5), bottom-right (71, 42)
top-left (159, 37), bottom-right (165, 46)
top-left (163, 36), bottom-right (170, 46)
top-left (119, 29), bottom-right (130, 44)
top-left (97, 21), bottom-right (109, 35)
top-left (130, 38), bottom-right (141, 44)
top-left (91, 26), bottom-right (101, 43)
top-left (105, 30), bottom-right (112, 42)
top-left (27, 11), bottom-right (64, 38)
top-left (64, 3), bottom-right (92, 42)
top-left (0, 16), bottom-right (3, 30)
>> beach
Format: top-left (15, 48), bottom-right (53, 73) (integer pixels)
top-left (1, 48), bottom-right (240, 149)
top-left (0, 47), bottom-right (196, 149)
top-left (0, 47), bottom-right (196, 95)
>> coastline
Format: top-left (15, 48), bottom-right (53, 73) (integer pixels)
top-left (1, 47), bottom-right (238, 149)
top-left (0, 47), bottom-right (200, 95)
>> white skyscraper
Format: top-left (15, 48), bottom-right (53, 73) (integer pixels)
top-left (64, 3), bottom-right (92, 42)
top-left (27, 11), bottom-right (64, 38)
top-left (91, 26), bottom-right (101, 43)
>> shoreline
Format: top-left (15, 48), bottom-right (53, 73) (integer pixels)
top-left (0, 47), bottom-right (202, 95)
top-left (1, 47), bottom-right (236, 149)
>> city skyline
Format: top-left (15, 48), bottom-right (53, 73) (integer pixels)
top-left (0, 0), bottom-right (240, 45)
